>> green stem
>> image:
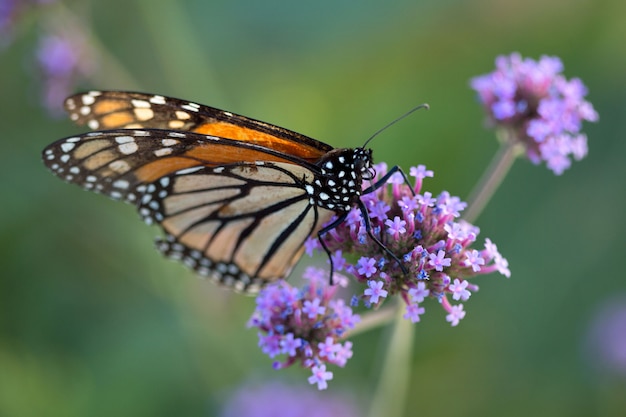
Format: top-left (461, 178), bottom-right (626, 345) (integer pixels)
top-left (463, 133), bottom-right (522, 223)
top-left (367, 304), bottom-right (414, 417)
top-left (346, 305), bottom-right (396, 337)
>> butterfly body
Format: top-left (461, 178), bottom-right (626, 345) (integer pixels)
top-left (42, 91), bottom-right (383, 293)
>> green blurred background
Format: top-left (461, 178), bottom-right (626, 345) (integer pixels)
top-left (1, 0), bottom-right (625, 416)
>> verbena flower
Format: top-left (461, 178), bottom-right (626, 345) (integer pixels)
top-left (36, 25), bottom-right (96, 115)
top-left (307, 163), bottom-right (509, 328)
top-left (248, 267), bottom-right (360, 390)
top-left (220, 381), bottom-right (361, 417)
top-left (470, 52), bottom-right (598, 174)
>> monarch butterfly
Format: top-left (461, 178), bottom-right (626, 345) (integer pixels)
top-left (42, 91), bottom-right (413, 293)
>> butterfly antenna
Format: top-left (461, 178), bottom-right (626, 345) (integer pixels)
top-left (362, 103), bottom-right (429, 148)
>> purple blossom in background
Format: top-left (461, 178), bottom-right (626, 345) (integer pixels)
top-left (305, 163), bottom-right (509, 326)
top-left (36, 26), bottom-right (96, 115)
top-left (220, 381), bottom-right (361, 417)
top-left (584, 296), bottom-right (626, 377)
top-left (248, 267), bottom-right (360, 390)
top-left (471, 52), bottom-right (598, 174)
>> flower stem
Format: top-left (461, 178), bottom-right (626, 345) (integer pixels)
top-left (463, 135), bottom-right (522, 223)
top-left (367, 304), bottom-right (414, 417)
top-left (346, 306), bottom-right (396, 337)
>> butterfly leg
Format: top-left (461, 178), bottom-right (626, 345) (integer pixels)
top-left (356, 200), bottom-right (409, 275)
top-left (360, 165), bottom-right (413, 274)
top-left (317, 213), bottom-right (348, 285)
top-left (362, 165), bottom-right (416, 197)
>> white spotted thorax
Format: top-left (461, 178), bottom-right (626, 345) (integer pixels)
top-left (308, 148), bottom-right (373, 212)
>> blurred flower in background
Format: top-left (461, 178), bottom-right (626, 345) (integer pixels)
top-left (220, 381), bottom-right (361, 417)
top-left (584, 296), bottom-right (626, 378)
top-left (0, 0), bottom-right (97, 115)
top-left (35, 23), bottom-right (97, 115)
top-left (471, 52), bottom-right (598, 175)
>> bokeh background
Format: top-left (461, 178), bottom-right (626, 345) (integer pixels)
top-left (1, 0), bottom-right (624, 416)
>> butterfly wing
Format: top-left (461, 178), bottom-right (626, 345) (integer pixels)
top-left (141, 163), bottom-right (333, 293)
top-left (65, 91), bottom-right (333, 163)
top-left (42, 129), bottom-right (335, 292)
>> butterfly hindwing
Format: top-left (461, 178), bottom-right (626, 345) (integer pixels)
top-left (137, 163), bottom-right (335, 292)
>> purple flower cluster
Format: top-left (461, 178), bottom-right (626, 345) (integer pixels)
top-left (306, 163), bottom-right (510, 327)
top-left (220, 381), bottom-right (361, 417)
top-left (248, 267), bottom-right (360, 390)
top-left (471, 52), bottom-right (598, 174)
top-left (36, 28), bottom-right (96, 115)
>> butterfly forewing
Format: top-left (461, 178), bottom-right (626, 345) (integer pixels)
top-left (66, 91), bottom-right (332, 163)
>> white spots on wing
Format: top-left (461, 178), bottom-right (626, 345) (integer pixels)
top-left (213, 167), bottom-right (225, 173)
top-left (133, 130), bottom-right (151, 136)
top-left (176, 166), bottom-right (203, 175)
top-left (70, 113), bottom-right (79, 121)
top-left (160, 177), bottom-right (170, 187)
top-left (168, 120), bottom-right (185, 129)
top-left (131, 99), bottom-right (151, 108)
top-left (109, 159), bottom-right (131, 174)
top-left (60, 154), bottom-right (70, 163)
top-left (115, 136), bottom-right (138, 155)
top-left (79, 106), bottom-right (91, 116)
top-left (305, 185), bottom-right (314, 195)
top-left (154, 148), bottom-right (172, 157)
top-left (161, 139), bottom-right (179, 146)
top-left (175, 111), bottom-right (190, 120)
top-left (82, 94), bottom-right (96, 105)
top-left (134, 107), bottom-right (154, 121)
top-left (66, 98), bottom-right (76, 110)
top-left (325, 161), bottom-right (333, 170)
top-left (60, 142), bottom-right (75, 153)
top-left (110, 191), bottom-right (122, 200)
top-left (86, 175), bottom-right (97, 182)
top-left (118, 142), bottom-right (139, 155)
top-left (113, 179), bottom-right (129, 189)
top-left (69, 166), bottom-right (80, 174)
top-left (319, 192), bottom-right (330, 201)
top-left (88, 120), bottom-right (99, 130)
top-left (181, 102), bottom-right (200, 112)
top-left (115, 136), bottom-right (135, 144)
top-left (66, 137), bottom-right (81, 143)
top-left (149, 95), bottom-right (166, 105)
top-left (168, 132), bottom-right (186, 138)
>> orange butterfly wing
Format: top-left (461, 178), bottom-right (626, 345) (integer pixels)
top-left (65, 91), bottom-right (332, 163)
